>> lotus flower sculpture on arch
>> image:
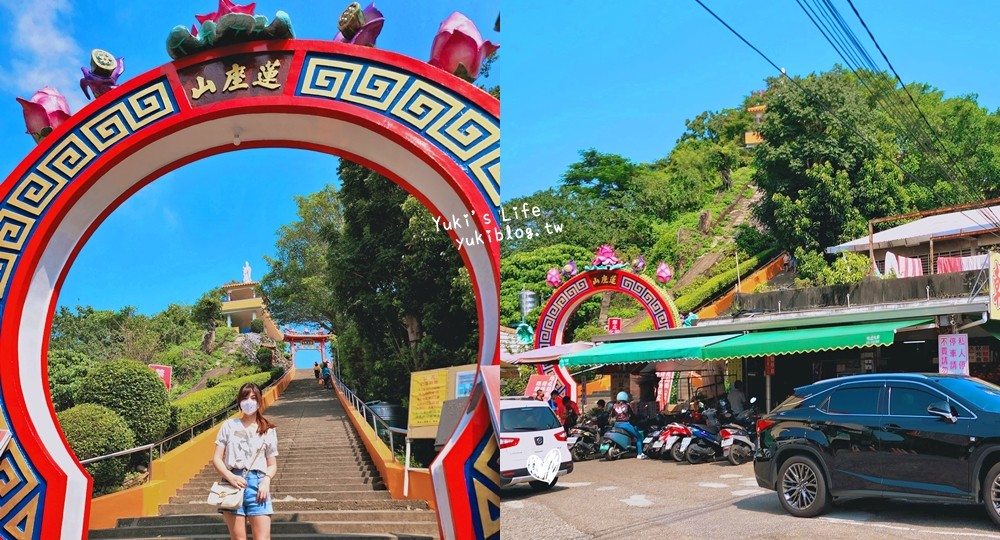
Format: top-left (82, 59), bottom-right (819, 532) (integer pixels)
top-left (544, 245), bottom-right (675, 288)
top-left (80, 49), bottom-right (125, 100)
top-left (429, 12), bottom-right (498, 82)
top-left (16, 86), bottom-right (71, 144)
top-left (334, 2), bottom-right (385, 46)
top-left (166, 0), bottom-right (294, 59)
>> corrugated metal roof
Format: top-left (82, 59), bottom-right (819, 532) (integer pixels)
top-left (826, 205), bottom-right (1000, 253)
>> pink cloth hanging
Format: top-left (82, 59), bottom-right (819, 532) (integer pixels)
top-left (895, 254), bottom-right (924, 277)
top-left (936, 256), bottom-right (962, 274)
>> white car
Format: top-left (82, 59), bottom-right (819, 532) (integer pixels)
top-left (499, 397), bottom-right (573, 490)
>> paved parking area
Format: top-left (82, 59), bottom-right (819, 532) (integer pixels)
top-left (500, 457), bottom-right (1000, 539)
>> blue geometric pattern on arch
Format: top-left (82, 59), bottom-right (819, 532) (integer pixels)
top-left (465, 422), bottom-right (500, 540)
top-left (295, 53), bottom-right (500, 215)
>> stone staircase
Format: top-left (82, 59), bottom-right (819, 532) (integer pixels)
top-left (90, 373), bottom-right (440, 539)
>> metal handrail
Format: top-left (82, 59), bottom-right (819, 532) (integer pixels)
top-left (335, 377), bottom-right (407, 462)
top-left (80, 443), bottom-right (155, 465)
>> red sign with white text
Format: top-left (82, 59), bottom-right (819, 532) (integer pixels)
top-left (607, 317), bottom-right (622, 334)
top-left (523, 374), bottom-right (557, 398)
top-left (148, 364), bottom-right (173, 391)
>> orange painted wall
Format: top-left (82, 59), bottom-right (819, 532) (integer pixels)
top-left (332, 383), bottom-right (437, 510)
top-left (88, 368), bottom-right (296, 530)
top-left (696, 253), bottom-right (787, 319)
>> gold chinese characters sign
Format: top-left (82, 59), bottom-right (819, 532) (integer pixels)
top-left (178, 53), bottom-right (293, 106)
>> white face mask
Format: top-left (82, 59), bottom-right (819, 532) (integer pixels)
top-left (240, 399), bottom-right (259, 415)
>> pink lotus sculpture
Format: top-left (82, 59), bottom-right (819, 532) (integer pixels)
top-left (591, 245), bottom-right (622, 267)
top-left (196, 0), bottom-right (255, 28)
top-left (546, 268), bottom-right (562, 288)
top-left (335, 2), bottom-right (384, 46)
top-left (16, 87), bottom-right (71, 143)
top-left (656, 262), bottom-right (673, 284)
top-left (429, 12), bottom-right (498, 82)
top-left (561, 260), bottom-right (578, 278)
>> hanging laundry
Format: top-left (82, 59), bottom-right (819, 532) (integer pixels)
top-left (894, 254), bottom-right (924, 277)
top-left (884, 251), bottom-right (899, 278)
top-left (961, 254), bottom-right (988, 271)
top-left (936, 256), bottom-right (963, 274)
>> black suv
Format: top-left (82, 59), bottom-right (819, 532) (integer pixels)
top-left (755, 373), bottom-right (1000, 525)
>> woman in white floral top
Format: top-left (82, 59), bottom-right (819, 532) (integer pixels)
top-left (212, 382), bottom-right (278, 540)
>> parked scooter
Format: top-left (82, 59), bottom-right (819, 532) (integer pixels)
top-left (568, 419), bottom-right (605, 462)
top-left (720, 397), bottom-right (759, 465)
top-left (683, 404), bottom-right (726, 464)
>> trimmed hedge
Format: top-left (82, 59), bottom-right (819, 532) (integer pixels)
top-left (76, 359), bottom-right (171, 445)
top-left (171, 371), bottom-right (274, 431)
top-left (249, 318), bottom-right (265, 334)
top-left (58, 404), bottom-right (135, 495)
top-left (674, 249), bottom-right (777, 314)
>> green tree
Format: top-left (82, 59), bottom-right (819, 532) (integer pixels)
top-left (47, 349), bottom-right (97, 411)
top-left (260, 185), bottom-right (343, 332)
top-left (192, 289), bottom-right (224, 332)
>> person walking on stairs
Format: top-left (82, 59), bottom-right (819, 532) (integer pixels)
top-left (212, 382), bottom-right (279, 540)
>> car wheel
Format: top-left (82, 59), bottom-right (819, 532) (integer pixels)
top-left (670, 442), bottom-right (685, 462)
top-left (982, 462), bottom-right (1000, 526)
top-left (606, 445), bottom-right (622, 461)
top-left (777, 455), bottom-right (830, 518)
top-left (728, 442), bottom-right (752, 466)
top-left (529, 478), bottom-right (557, 491)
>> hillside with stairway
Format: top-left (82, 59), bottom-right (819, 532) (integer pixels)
top-left (90, 373), bottom-right (439, 539)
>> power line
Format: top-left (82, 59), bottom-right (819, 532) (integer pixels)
top-left (846, 0), bottom-right (964, 178)
top-left (691, 0), bottom-right (928, 192)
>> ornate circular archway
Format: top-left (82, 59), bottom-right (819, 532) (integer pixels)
top-left (535, 268), bottom-right (679, 401)
top-left (0, 40), bottom-right (498, 539)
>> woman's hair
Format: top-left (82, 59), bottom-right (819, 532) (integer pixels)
top-left (237, 382), bottom-right (277, 435)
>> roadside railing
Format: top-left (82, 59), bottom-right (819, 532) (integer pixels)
top-left (335, 377), bottom-right (407, 463)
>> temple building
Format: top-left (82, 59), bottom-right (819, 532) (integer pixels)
top-left (220, 262), bottom-right (282, 341)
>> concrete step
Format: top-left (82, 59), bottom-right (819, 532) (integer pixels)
top-left (168, 490), bottom-right (393, 506)
top-left (174, 483), bottom-right (379, 497)
top-left (158, 497), bottom-right (425, 516)
top-left (91, 519), bottom-right (439, 538)
top-left (118, 510), bottom-right (437, 527)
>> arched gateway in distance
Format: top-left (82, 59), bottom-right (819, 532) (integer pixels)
top-left (0, 39), bottom-right (499, 539)
top-left (535, 268), bottom-right (680, 401)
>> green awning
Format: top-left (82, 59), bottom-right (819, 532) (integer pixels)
top-left (701, 318), bottom-right (933, 361)
top-left (559, 334), bottom-right (740, 368)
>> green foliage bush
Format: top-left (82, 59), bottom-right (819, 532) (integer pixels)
top-left (674, 249), bottom-right (777, 313)
top-left (249, 318), bottom-right (265, 334)
top-left (568, 325), bottom-right (605, 343)
top-left (58, 404), bottom-right (135, 495)
top-left (256, 347), bottom-right (273, 369)
top-left (47, 350), bottom-right (96, 412)
top-left (170, 371), bottom-right (273, 432)
top-left (76, 359), bottom-right (171, 445)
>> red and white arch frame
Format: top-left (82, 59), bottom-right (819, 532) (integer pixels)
top-left (0, 40), bottom-right (498, 539)
top-left (534, 269), bottom-right (679, 401)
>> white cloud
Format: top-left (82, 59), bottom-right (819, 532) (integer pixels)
top-left (0, 0), bottom-right (87, 113)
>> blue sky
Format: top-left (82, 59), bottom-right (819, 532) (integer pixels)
top-left (0, 0), bottom-right (499, 315)
top-left (502, 0), bottom-right (1000, 201)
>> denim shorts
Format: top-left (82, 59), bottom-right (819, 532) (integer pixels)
top-left (220, 469), bottom-right (273, 516)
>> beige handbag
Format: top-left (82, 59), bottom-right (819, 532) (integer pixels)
top-left (207, 427), bottom-right (266, 510)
